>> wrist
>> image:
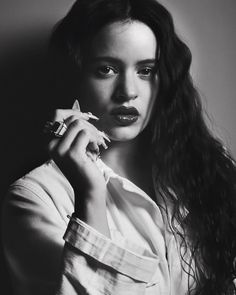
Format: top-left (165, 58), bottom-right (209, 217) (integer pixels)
top-left (74, 188), bottom-right (107, 215)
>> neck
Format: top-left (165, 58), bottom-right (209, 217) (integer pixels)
top-left (101, 131), bottom-right (154, 197)
top-left (102, 137), bottom-right (140, 173)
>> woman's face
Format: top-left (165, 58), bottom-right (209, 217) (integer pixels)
top-left (80, 20), bottom-right (159, 141)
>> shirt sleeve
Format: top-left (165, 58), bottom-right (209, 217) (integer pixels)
top-left (2, 182), bottom-right (159, 295)
top-left (2, 183), bottom-right (67, 295)
top-left (56, 215), bottom-right (159, 294)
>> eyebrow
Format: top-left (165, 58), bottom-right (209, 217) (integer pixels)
top-left (89, 56), bottom-right (157, 65)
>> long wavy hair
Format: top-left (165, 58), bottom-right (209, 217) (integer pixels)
top-left (50, 0), bottom-right (236, 293)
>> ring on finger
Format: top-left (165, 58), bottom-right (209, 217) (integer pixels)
top-left (44, 120), bottom-right (67, 138)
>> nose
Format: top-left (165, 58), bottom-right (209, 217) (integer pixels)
top-left (114, 71), bottom-right (138, 102)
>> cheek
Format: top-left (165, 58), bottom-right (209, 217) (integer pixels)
top-left (142, 80), bottom-right (158, 114)
top-left (143, 96), bottom-right (156, 123)
top-left (80, 79), bottom-right (113, 112)
top-left (140, 79), bottom-right (158, 126)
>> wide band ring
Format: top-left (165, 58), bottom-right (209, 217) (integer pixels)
top-left (44, 120), bottom-right (67, 138)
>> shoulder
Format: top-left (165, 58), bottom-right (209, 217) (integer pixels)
top-left (1, 161), bottom-right (70, 290)
top-left (11, 160), bottom-right (71, 193)
top-left (4, 160), bottom-right (75, 218)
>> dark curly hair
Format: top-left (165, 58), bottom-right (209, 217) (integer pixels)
top-left (50, 0), bottom-right (236, 293)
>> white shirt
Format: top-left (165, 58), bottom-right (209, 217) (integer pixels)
top-left (2, 159), bottom-right (193, 295)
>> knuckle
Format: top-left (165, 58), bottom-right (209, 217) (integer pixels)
top-left (47, 139), bottom-right (58, 152)
top-left (47, 141), bottom-right (54, 152)
top-left (71, 119), bottom-right (82, 128)
top-left (97, 137), bottom-right (104, 144)
top-left (85, 120), bottom-right (97, 130)
top-left (80, 129), bottom-right (89, 136)
top-left (71, 115), bottom-right (78, 121)
top-left (52, 148), bottom-right (63, 159)
top-left (84, 122), bottom-right (98, 135)
top-left (66, 149), bottom-right (76, 160)
top-left (67, 148), bottom-right (83, 162)
top-left (67, 115), bottom-right (77, 124)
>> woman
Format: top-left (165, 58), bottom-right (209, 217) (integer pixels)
top-left (2, 0), bottom-right (236, 294)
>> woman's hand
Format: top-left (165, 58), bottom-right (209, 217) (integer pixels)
top-left (46, 107), bottom-right (111, 237)
top-left (47, 108), bottom-right (109, 200)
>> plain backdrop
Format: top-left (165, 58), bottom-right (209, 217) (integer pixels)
top-left (162, 0), bottom-right (236, 156)
top-left (0, 0), bottom-right (235, 293)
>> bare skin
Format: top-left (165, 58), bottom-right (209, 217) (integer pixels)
top-left (101, 134), bottom-right (155, 199)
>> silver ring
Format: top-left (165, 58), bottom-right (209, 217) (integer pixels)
top-left (44, 120), bottom-right (67, 138)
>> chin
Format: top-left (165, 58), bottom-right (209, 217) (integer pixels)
top-left (106, 126), bottom-right (141, 142)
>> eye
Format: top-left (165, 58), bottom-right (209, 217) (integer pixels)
top-left (96, 66), bottom-right (117, 77)
top-left (137, 67), bottom-right (155, 78)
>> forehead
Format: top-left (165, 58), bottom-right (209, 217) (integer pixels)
top-left (87, 20), bottom-right (158, 62)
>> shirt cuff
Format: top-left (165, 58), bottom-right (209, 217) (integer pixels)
top-left (63, 215), bottom-right (159, 283)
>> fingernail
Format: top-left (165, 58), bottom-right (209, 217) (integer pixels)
top-left (102, 141), bottom-right (108, 149)
top-left (87, 112), bottom-right (99, 120)
top-left (86, 150), bottom-right (96, 162)
top-left (100, 131), bottom-right (111, 142)
top-left (94, 147), bottom-right (100, 154)
top-left (72, 99), bottom-right (81, 110)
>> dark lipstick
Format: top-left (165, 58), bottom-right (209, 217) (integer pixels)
top-left (110, 106), bottom-right (139, 126)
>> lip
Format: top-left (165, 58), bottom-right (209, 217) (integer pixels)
top-left (110, 106), bottom-right (139, 126)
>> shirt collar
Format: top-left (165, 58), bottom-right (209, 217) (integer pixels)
top-left (96, 158), bottom-right (160, 210)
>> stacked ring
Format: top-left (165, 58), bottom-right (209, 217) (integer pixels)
top-left (44, 121), bottom-right (67, 138)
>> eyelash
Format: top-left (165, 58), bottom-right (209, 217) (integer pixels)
top-left (137, 67), bottom-right (155, 77)
top-left (96, 66), bottom-right (117, 77)
top-left (95, 65), bottom-right (156, 79)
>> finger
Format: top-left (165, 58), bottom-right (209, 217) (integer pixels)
top-left (51, 109), bottom-right (98, 123)
top-left (98, 131), bottom-right (111, 143)
top-left (64, 113), bottom-right (98, 128)
top-left (72, 99), bottom-right (80, 110)
top-left (48, 118), bottom-right (106, 157)
top-left (65, 112), bottom-right (99, 123)
top-left (47, 119), bottom-right (83, 153)
top-left (86, 150), bottom-right (98, 162)
top-left (48, 138), bottom-right (60, 152)
top-left (68, 129), bottom-right (93, 162)
top-left (49, 109), bottom-right (98, 122)
top-left (44, 111), bottom-right (89, 144)
top-left (81, 120), bottom-right (110, 144)
top-left (71, 129), bottom-right (102, 156)
top-left (55, 110), bottom-right (90, 122)
top-left (68, 130), bottom-right (101, 164)
top-left (81, 122), bottom-right (108, 149)
top-left (56, 119), bottom-right (104, 157)
top-left (97, 138), bottom-right (108, 150)
top-left (88, 142), bottom-right (100, 154)
top-left (54, 119), bottom-right (85, 155)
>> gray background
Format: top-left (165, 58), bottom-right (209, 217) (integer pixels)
top-left (0, 0), bottom-right (235, 156)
